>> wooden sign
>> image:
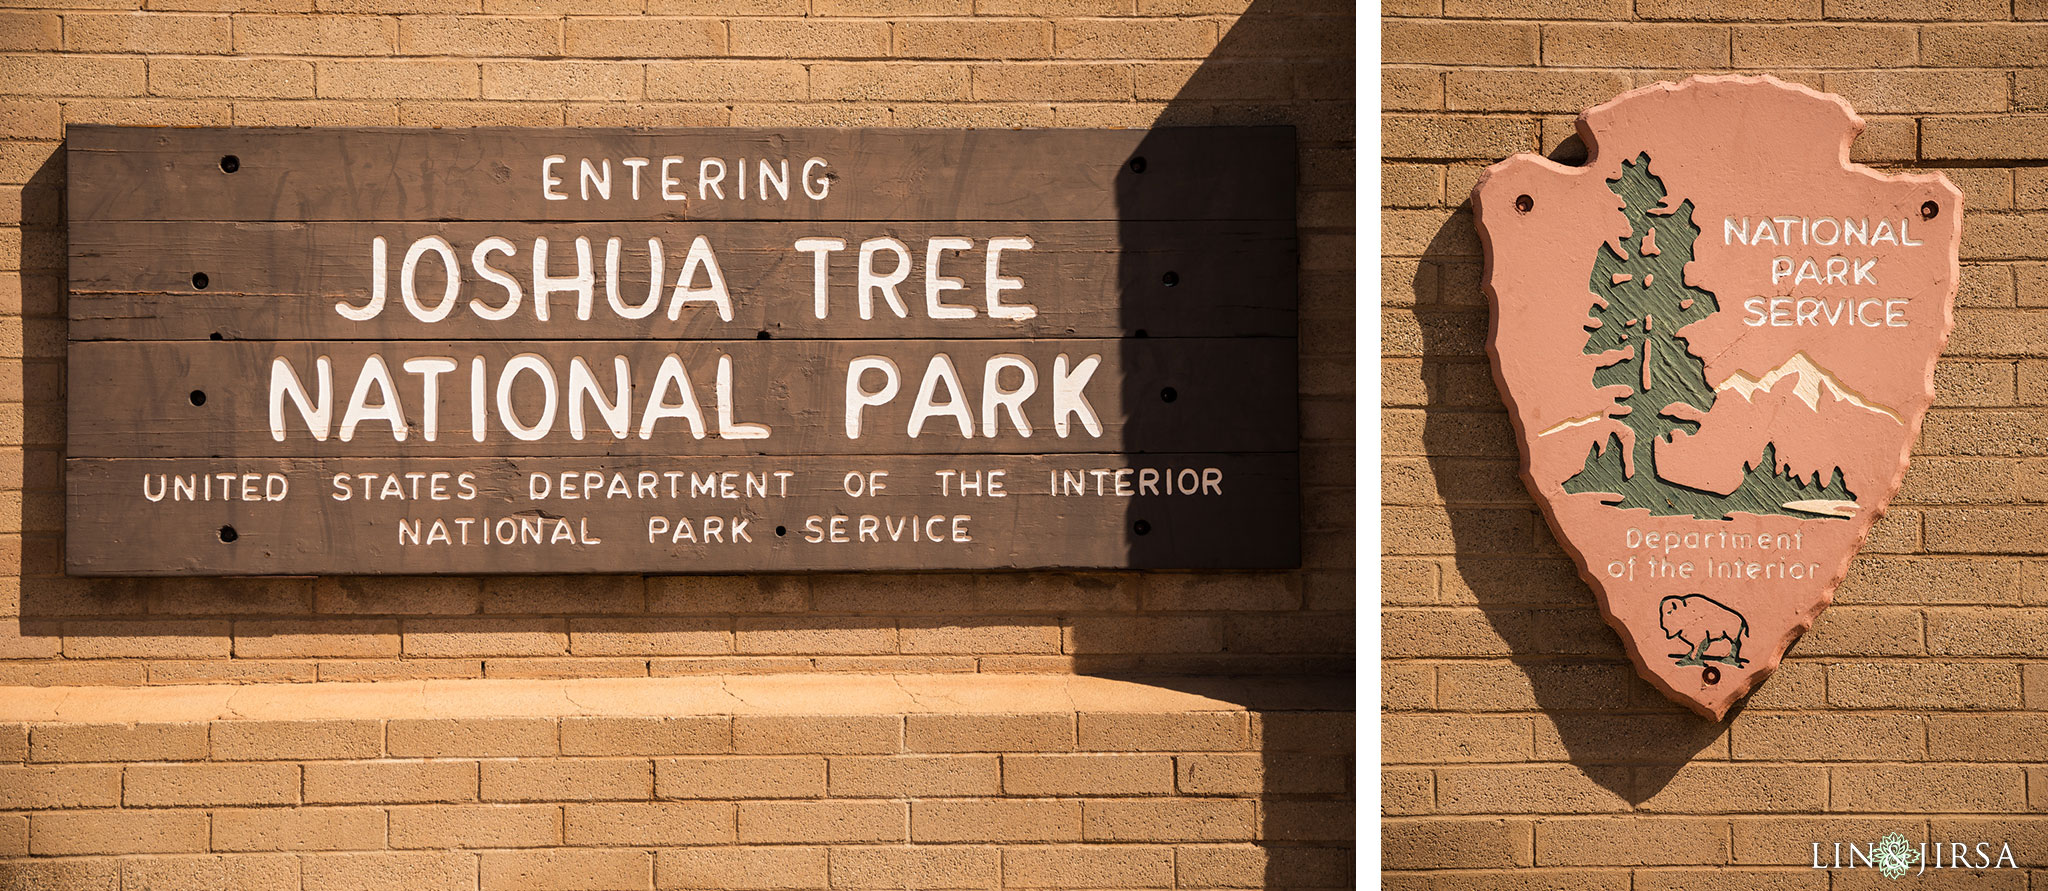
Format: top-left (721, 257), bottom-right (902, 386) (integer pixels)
top-left (66, 126), bottom-right (1299, 575)
top-left (1473, 76), bottom-right (1958, 719)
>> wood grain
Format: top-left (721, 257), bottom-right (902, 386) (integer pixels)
top-left (65, 453), bottom-right (1299, 574)
top-left (67, 126), bottom-right (1296, 223)
top-left (70, 221), bottom-right (1295, 340)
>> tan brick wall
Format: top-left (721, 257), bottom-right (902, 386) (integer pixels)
top-left (0, 0), bottom-right (1354, 684)
top-left (0, 676), bottom-right (1353, 889)
top-left (1385, 2), bottom-right (2048, 887)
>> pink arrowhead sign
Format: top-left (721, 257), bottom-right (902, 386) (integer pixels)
top-left (1471, 75), bottom-right (1960, 719)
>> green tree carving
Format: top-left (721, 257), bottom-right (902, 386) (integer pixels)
top-left (1560, 152), bottom-right (1855, 520)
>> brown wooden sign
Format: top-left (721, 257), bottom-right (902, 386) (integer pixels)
top-left (65, 126), bottom-right (1299, 575)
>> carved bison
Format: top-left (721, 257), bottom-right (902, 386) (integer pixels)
top-left (1659, 594), bottom-right (1749, 667)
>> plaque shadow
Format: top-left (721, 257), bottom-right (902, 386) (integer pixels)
top-left (1406, 134), bottom-right (1729, 806)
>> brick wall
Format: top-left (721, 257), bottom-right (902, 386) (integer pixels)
top-left (1386, 3), bottom-right (2048, 888)
top-left (0, 2), bottom-right (1352, 887)
top-left (0, 0), bottom-right (1354, 684)
top-left (0, 675), bottom-right (1352, 889)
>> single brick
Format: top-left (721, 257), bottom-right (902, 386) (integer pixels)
top-left (389, 804), bottom-right (563, 849)
top-left (61, 619), bottom-right (231, 659)
top-left (911, 799), bottom-right (1081, 843)
top-left (482, 758), bottom-right (652, 802)
top-left (565, 801), bottom-right (732, 846)
top-left (233, 618), bottom-right (399, 659)
top-left (1541, 23), bottom-right (1728, 67)
top-left (483, 61), bottom-right (642, 101)
top-left (31, 810), bottom-right (208, 855)
top-left (400, 617), bottom-right (567, 656)
top-left (656, 755), bottom-right (823, 799)
top-left (211, 719), bottom-right (382, 760)
top-left (1077, 712), bottom-right (1248, 751)
top-left (733, 617), bottom-right (897, 655)
top-left (734, 715), bottom-right (899, 754)
top-left (1001, 844), bottom-right (1174, 889)
top-left (388, 717), bottom-right (557, 757)
top-left (567, 617), bottom-right (729, 656)
top-left (1729, 713), bottom-right (1923, 761)
top-left (1004, 753), bottom-right (1174, 796)
top-left (828, 754), bottom-right (998, 797)
top-left (1445, 69), bottom-right (1633, 114)
top-left (66, 12), bottom-right (230, 53)
top-left (213, 806), bottom-right (386, 852)
top-left (1082, 798), bottom-right (1254, 842)
top-left (117, 854), bottom-right (300, 891)
top-left (900, 618), bottom-right (1061, 654)
top-left (1437, 765), bottom-right (1632, 815)
top-left (401, 15), bottom-right (558, 55)
top-left (1927, 713), bottom-right (2048, 760)
top-left (234, 15), bottom-right (396, 55)
top-left (301, 852), bottom-right (477, 891)
top-left (646, 61), bottom-right (806, 101)
top-left (828, 845), bottom-right (1001, 890)
top-left (562, 716), bottom-right (728, 755)
top-left (1384, 114), bottom-right (1534, 160)
top-left (730, 18), bottom-right (888, 57)
top-left (1827, 661), bottom-right (2021, 709)
top-left (1533, 816), bottom-right (1728, 867)
top-left (1384, 19), bottom-right (1531, 65)
top-left (0, 12), bottom-right (58, 51)
top-left (0, 55), bottom-right (147, 99)
top-left (738, 800), bottom-right (906, 844)
top-left (905, 713), bottom-right (1073, 752)
top-left (0, 764), bottom-right (121, 808)
top-left (305, 759), bottom-right (478, 804)
top-left (150, 58), bottom-right (314, 98)
top-left (1055, 18), bottom-right (1216, 59)
top-left (895, 19), bottom-right (1051, 59)
top-left (566, 17), bottom-right (723, 57)
top-left (0, 861), bottom-right (120, 890)
top-left (125, 761), bottom-right (299, 806)
top-left (655, 846), bottom-right (825, 890)
top-left (1637, 764), bottom-right (1828, 814)
top-left (971, 62), bottom-right (1127, 101)
top-left (1386, 818), bottom-right (1533, 870)
top-left (481, 849), bottom-right (652, 891)
top-left (1832, 764), bottom-right (2027, 812)
top-left (29, 721), bottom-right (206, 762)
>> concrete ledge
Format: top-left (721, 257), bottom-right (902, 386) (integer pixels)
top-left (0, 674), bottom-right (1351, 724)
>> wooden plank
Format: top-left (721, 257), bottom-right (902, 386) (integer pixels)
top-left (66, 126), bottom-right (1296, 223)
top-left (68, 220), bottom-right (1295, 341)
top-left (65, 453), bottom-right (1300, 574)
top-left (68, 339), bottom-right (1296, 458)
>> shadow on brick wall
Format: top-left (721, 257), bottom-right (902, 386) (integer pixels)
top-left (1410, 135), bottom-right (1728, 806)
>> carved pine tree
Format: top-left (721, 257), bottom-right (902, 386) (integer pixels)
top-left (1561, 152), bottom-right (1855, 519)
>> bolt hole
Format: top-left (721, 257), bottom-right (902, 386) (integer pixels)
top-left (1160, 387), bottom-right (1177, 403)
top-left (1921, 200), bottom-right (1939, 220)
top-left (1514, 194), bottom-right (1534, 213)
top-left (219, 155), bottom-right (239, 173)
top-left (775, 525), bottom-right (787, 537)
top-left (191, 272), bottom-right (209, 290)
top-left (1161, 271), bottom-right (1179, 287)
top-left (217, 525), bottom-right (238, 543)
top-left (757, 330), bottom-right (772, 340)
top-left (188, 390), bottom-right (206, 406)
top-left (1133, 329), bottom-right (1148, 338)
top-left (1128, 156), bottom-right (1147, 174)
top-left (1702, 665), bottom-right (1722, 685)
top-left (208, 332), bottom-right (223, 341)
top-left (1132, 520), bottom-right (1151, 536)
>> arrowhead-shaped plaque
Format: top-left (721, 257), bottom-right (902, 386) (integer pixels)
top-left (1472, 75), bottom-right (1959, 719)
